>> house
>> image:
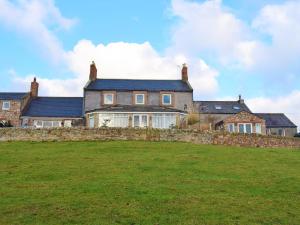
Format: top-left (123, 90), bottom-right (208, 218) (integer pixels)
top-left (83, 62), bottom-right (193, 129)
top-left (192, 96), bottom-right (253, 130)
top-left (215, 111), bottom-right (266, 134)
top-left (0, 77), bottom-right (83, 128)
top-left (21, 97), bottom-right (84, 128)
top-left (0, 78), bottom-right (36, 126)
top-left (255, 113), bottom-right (297, 137)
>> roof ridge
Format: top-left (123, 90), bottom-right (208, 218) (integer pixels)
top-left (95, 78), bottom-right (182, 81)
top-left (36, 96), bottom-right (83, 98)
top-left (0, 92), bottom-right (28, 94)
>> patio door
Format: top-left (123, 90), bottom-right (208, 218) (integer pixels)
top-left (133, 114), bottom-right (148, 128)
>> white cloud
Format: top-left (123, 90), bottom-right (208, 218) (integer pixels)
top-left (10, 40), bottom-right (219, 97)
top-left (0, 0), bottom-right (76, 63)
top-left (247, 91), bottom-right (300, 129)
top-left (169, 0), bottom-right (256, 67)
top-left (251, 1), bottom-right (300, 74)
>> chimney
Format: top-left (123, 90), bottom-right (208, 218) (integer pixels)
top-left (238, 94), bottom-right (244, 104)
top-left (89, 61), bottom-right (97, 81)
top-left (30, 77), bottom-right (39, 98)
top-left (181, 63), bottom-right (188, 81)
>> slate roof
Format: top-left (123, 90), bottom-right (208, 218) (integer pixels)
top-left (86, 104), bottom-right (185, 113)
top-left (0, 92), bottom-right (28, 100)
top-left (255, 113), bottom-right (297, 128)
top-left (194, 101), bottom-right (251, 114)
top-left (85, 79), bottom-right (193, 92)
top-left (22, 97), bottom-right (83, 118)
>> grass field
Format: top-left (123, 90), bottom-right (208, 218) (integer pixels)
top-left (0, 141), bottom-right (300, 225)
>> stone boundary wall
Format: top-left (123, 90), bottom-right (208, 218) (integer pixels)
top-left (0, 128), bottom-right (300, 149)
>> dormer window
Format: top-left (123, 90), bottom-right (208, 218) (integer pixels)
top-left (103, 93), bottom-right (114, 105)
top-left (215, 105), bottom-right (222, 110)
top-left (162, 94), bottom-right (172, 105)
top-left (2, 101), bottom-right (10, 110)
top-left (135, 94), bottom-right (145, 105)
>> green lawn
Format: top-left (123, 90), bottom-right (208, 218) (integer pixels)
top-left (0, 141), bottom-right (299, 225)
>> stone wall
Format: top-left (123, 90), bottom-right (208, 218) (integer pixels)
top-left (0, 128), bottom-right (300, 149)
top-left (0, 100), bottom-right (22, 126)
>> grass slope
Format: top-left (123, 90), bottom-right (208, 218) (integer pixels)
top-left (0, 141), bottom-right (300, 225)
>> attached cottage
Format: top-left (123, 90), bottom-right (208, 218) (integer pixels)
top-left (255, 113), bottom-right (297, 137)
top-left (21, 97), bottom-right (84, 128)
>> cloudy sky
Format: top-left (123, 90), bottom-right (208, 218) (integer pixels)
top-left (0, 0), bottom-right (299, 128)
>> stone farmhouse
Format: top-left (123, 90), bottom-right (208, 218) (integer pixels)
top-left (0, 62), bottom-right (297, 137)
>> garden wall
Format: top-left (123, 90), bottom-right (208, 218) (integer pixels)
top-left (0, 128), bottom-right (299, 149)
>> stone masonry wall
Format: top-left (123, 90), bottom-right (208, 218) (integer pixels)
top-left (0, 128), bottom-right (300, 149)
top-left (0, 100), bottom-right (22, 126)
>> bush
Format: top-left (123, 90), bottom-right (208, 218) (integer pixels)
top-left (187, 114), bottom-right (199, 125)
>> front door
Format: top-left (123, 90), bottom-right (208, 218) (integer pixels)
top-left (133, 114), bottom-right (148, 128)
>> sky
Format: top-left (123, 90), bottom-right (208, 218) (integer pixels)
top-left (0, 0), bottom-right (300, 128)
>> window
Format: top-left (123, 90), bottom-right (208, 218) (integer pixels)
top-left (135, 94), bottom-right (145, 105)
top-left (238, 123), bottom-right (252, 134)
top-left (103, 93), bottom-right (114, 105)
top-left (152, 114), bottom-right (176, 129)
top-left (33, 120), bottom-right (61, 128)
top-left (89, 115), bottom-right (95, 128)
top-left (227, 123), bottom-right (235, 133)
top-left (64, 120), bottom-right (72, 127)
top-left (2, 101), bottom-right (10, 110)
top-left (233, 106), bottom-right (240, 110)
top-left (133, 114), bottom-right (148, 128)
top-left (162, 94), bottom-right (172, 105)
top-left (215, 105), bottom-right (222, 110)
top-left (278, 129), bottom-right (285, 137)
top-left (98, 113), bottom-right (129, 128)
top-left (35, 120), bottom-right (43, 128)
top-left (255, 123), bottom-right (262, 134)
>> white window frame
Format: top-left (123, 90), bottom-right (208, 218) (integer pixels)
top-left (227, 123), bottom-right (235, 133)
top-left (152, 113), bottom-right (177, 129)
top-left (89, 115), bottom-right (95, 128)
top-left (162, 94), bottom-right (172, 105)
top-left (103, 93), bottom-right (114, 105)
top-left (135, 94), bottom-right (145, 105)
top-left (98, 113), bottom-right (129, 128)
top-left (133, 114), bottom-right (149, 128)
top-left (64, 120), bottom-right (72, 127)
top-left (255, 123), bottom-right (262, 134)
top-left (2, 101), bottom-right (10, 110)
top-left (238, 123), bottom-right (253, 134)
top-left (33, 120), bottom-right (62, 128)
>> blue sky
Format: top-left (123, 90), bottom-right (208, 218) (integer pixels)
top-left (0, 0), bottom-right (300, 126)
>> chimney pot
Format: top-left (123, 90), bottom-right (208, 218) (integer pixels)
top-left (89, 61), bottom-right (97, 81)
top-left (181, 63), bottom-right (188, 81)
top-left (238, 94), bottom-right (244, 104)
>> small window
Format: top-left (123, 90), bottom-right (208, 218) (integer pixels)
top-left (104, 93), bottom-right (114, 105)
top-left (89, 115), bottom-right (95, 128)
top-left (52, 121), bottom-right (60, 127)
top-left (233, 106), bottom-right (240, 110)
top-left (215, 105), bottom-right (222, 110)
top-left (255, 123), bottom-right (262, 134)
top-left (35, 120), bottom-right (43, 128)
top-left (162, 94), bottom-right (172, 105)
top-left (227, 123), bottom-right (235, 133)
top-left (135, 94), bottom-right (145, 105)
top-left (238, 123), bottom-right (252, 134)
top-left (2, 101), bottom-right (10, 110)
